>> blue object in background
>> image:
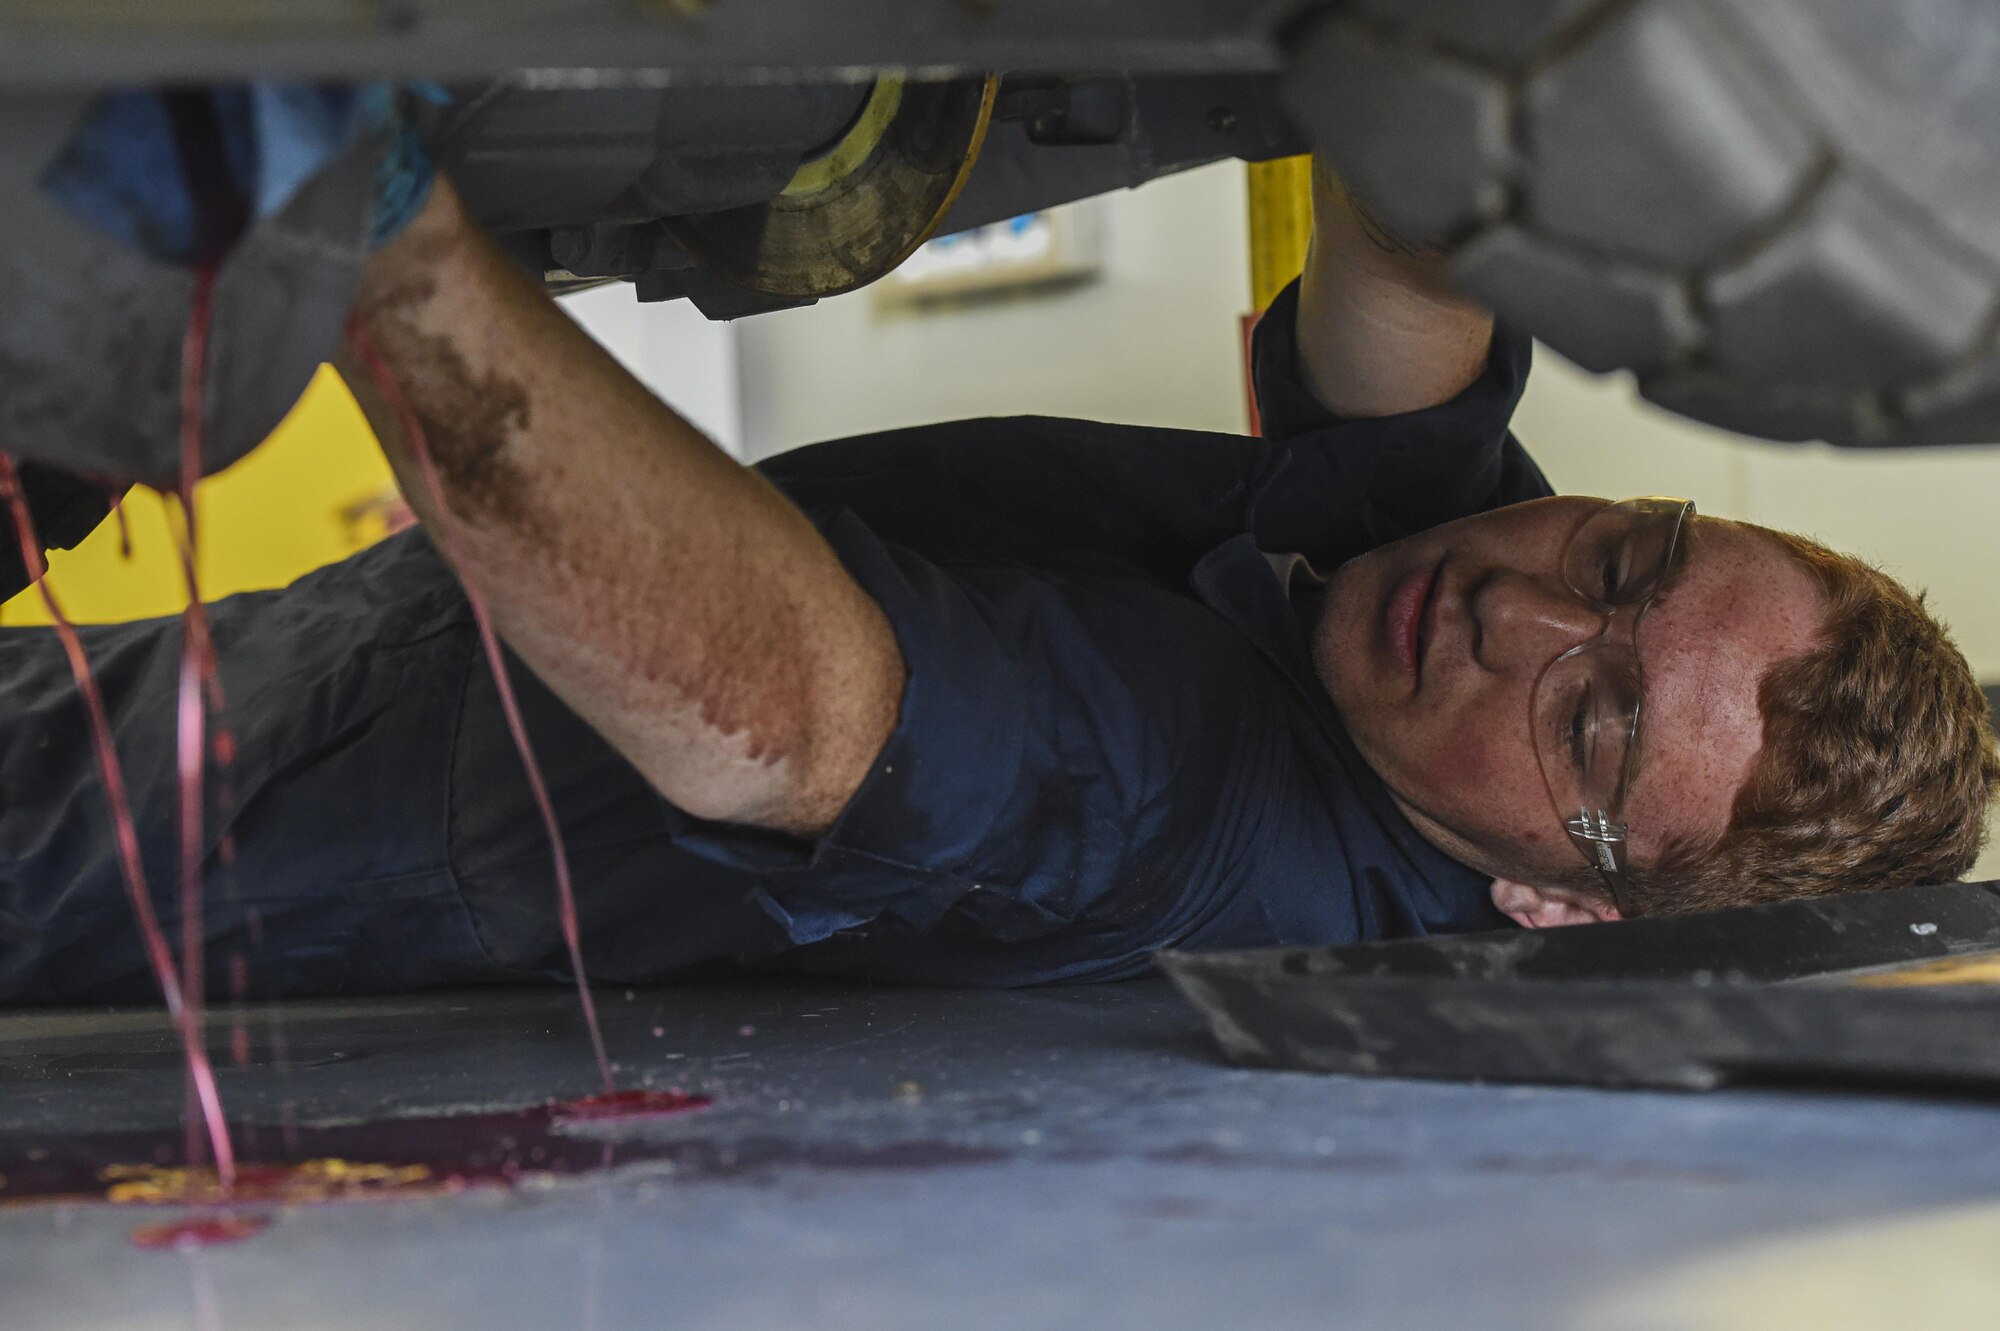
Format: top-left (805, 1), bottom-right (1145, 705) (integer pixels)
top-left (41, 83), bottom-right (440, 266)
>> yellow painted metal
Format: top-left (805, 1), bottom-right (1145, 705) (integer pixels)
top-left (1848, 948), bottom-right (2000, 988)
top-left (1, 366), bottom-right (399, 626)
top-left (1246, 154), bottom-right (1316, 313)
top-left (891, 77), bottom-right (1000, 269)
top-left (784, 76), bottom-right (906, 198)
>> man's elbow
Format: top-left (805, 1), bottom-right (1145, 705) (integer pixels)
top-left (650, 623), bottom-right (907, 840)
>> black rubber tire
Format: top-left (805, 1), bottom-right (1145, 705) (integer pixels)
top-left (1281, 0), bottom-right (2000, 446)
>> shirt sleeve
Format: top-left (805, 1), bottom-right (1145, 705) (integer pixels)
top-left (664, 508), bottom-right (1288, 983)
top-left (1248, 277), bottom-right (1555, 565)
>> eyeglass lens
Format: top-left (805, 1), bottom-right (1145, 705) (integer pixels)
top-left (1561, 497), bottom-right (1690, 608)
top-left (1529, 498), bottom-right (1693, 898)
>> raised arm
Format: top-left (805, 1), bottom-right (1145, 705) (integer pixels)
top-left (1293, 160), bottom-right (1496, 419)
top-left (334, 178), bottom-right (904, 837)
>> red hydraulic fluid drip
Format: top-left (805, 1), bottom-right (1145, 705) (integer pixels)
top-left (169, 264), bottom-right (239, 1177)
top-left (0, 457), bottom-right (238, 1191)
top-left (344, 322), bottom-right (615, 1095)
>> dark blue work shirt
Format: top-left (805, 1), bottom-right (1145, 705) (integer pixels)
top-left (0, 281), bottom-right (1549, 1004)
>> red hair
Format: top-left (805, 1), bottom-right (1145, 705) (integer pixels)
top-left (1634, 527), bottom-right (1998, 913)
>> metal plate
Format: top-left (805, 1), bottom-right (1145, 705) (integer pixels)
top-left (0, 1), bottom-right (1291, 89)
top-left (1159, 881), bottom-right (2000, 1092)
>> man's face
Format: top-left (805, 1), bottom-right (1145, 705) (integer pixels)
top-left (1315, 497), bottom-right (1826, 892)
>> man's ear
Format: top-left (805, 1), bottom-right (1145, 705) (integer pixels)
top-left (1489, 877), bottom-right (1623, 929)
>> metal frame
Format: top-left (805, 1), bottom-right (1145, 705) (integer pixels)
top-left (1162, 881), bottom-right (2000, 1093)
top-left (0, 1), bottom-right (1300, 89)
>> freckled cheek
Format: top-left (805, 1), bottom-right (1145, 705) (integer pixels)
top-left (1405, 713), bottom-right (1503, 798)
top-left (1402, 703), bottom-right (1549, 825)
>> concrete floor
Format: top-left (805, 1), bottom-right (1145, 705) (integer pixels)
top-left (2, 976), bottom-right (1998, 1331)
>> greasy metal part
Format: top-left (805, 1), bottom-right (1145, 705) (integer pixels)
top-left (642, 267), bottom-right (823, 321)
top-left (546, 223), bottom-right (688, 282)
top-left (664, 76), bottom-right (997, 300)
top-left (928, 71), bottom-right (1304, 236)
top-left (0, 1), bottom-right (1291, 89)
top-left (1160, 881), bottom-right (2000, 1092)
top-left (440, 70), bottom-right (1296, 313)
top-left (0, 93), bottom-right (373, 485)
top-left (443, 80), bottom-right (874, 233)
top-left (615, 71), bottom-right (1301, 314)
top-left (782, 77), bottom-right (904, 198)
top-left (542, 272), bottom-right (623, 298)
top-left (992, 76), bottom-right (1132, 147)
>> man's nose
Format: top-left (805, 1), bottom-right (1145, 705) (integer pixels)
top-left (1475, 572), bottom-right (1607, 672)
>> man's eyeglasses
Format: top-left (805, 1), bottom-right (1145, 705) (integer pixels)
top-left (1529, 497), bottom-right (1694, 918)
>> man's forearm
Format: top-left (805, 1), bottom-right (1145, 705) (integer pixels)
top-left (1292, 161), bottom-right (1495, 419)
top-left (334, 179), bottom-right (904, 836)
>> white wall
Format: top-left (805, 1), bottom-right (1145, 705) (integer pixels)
top-left (559, 283), bottom-right (745, 458)
top-left (734, 160), bottom-right (1254, 460)
top-left (1517, 353), bottom-right (2000, 681)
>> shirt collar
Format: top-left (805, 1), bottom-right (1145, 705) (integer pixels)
top-left (1189, 533), bottom-right (1512, 939)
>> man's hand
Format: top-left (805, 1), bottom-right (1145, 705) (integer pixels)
top-left (1292, 160), bottom-right (1495, 419)
top-left (336, 179), bottom-right (905, 838)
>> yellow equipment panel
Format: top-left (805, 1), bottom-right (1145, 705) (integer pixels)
top-left (1246, 155), bottom-right (1315, 313)
top-left (2, 367), bottom-right (399, 626)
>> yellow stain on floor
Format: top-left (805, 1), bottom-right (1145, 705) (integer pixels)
top-left (1849, 949), bottom-right (2000, 988)
top-left (1575, 1200), bottom-right (2000, 1331)
top-left (1, 366), bottom-right (398, 627)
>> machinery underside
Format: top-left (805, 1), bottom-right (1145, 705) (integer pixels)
top-left (5, 0), bottom-right (2000, 504)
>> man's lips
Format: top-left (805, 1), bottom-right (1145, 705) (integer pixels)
top-left (1386, 560), bottom-right (1442, 687)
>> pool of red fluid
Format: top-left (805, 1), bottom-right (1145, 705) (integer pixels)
top-left (0, 1093), bottom-right (713, 1216)
top-left (348, 324), bottom-right (616, 1097)
top-left (551, 1090), bottom-right (710, 1123)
